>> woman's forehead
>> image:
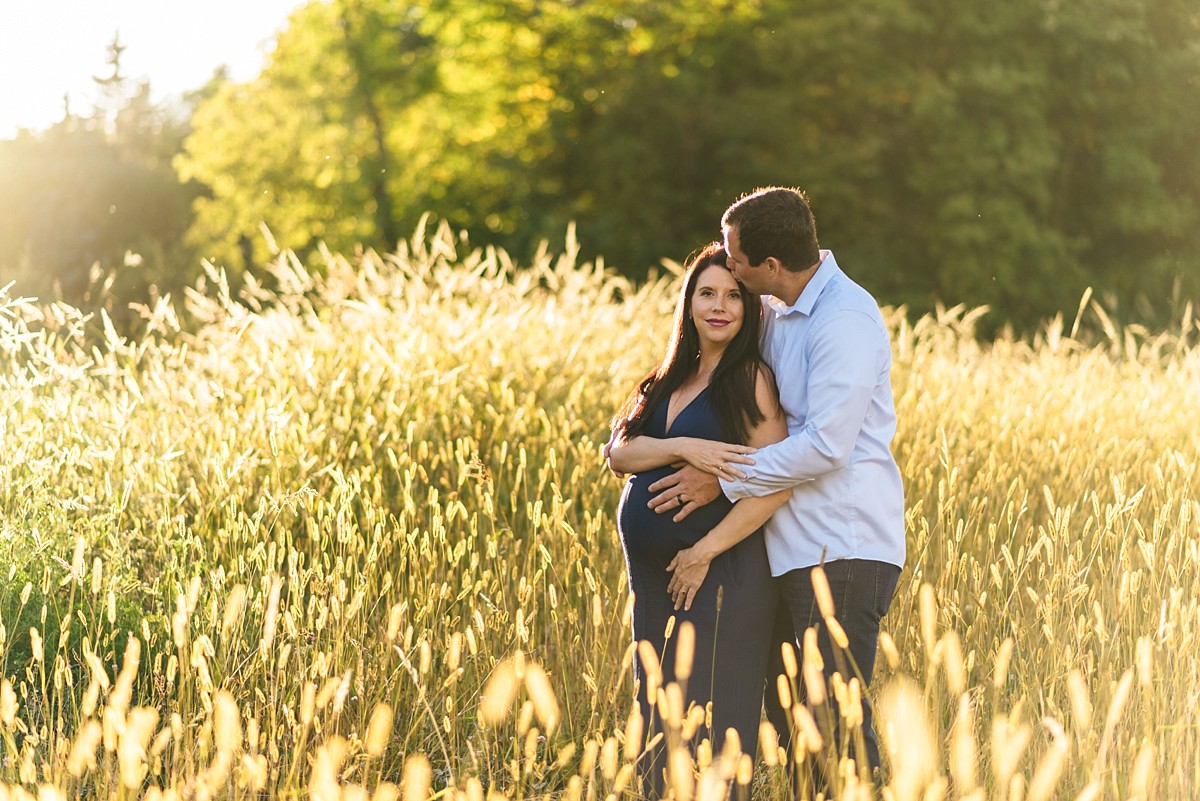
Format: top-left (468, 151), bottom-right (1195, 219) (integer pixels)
top-left (694, 263), bottom-right (739, 291)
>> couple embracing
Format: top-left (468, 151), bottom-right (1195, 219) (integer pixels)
top-left (606, 187), bottom-right (905, 798)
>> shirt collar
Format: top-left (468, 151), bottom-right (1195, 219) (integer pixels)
top-left (765, 250), bottom-right (838, 317)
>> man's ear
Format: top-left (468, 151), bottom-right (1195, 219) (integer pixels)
top-left (762, 256), bottom-right (783, 275)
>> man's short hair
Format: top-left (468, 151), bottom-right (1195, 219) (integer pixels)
top-left (721, 187), bottom-right (820, 271)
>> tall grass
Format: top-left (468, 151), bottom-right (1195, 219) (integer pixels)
top-left (0, 219), bottom-right (1197, 799)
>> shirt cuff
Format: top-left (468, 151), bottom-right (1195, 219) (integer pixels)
top-left (719, 475), bottom-right (751, 501)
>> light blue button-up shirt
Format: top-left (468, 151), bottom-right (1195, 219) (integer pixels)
top-left (720, 250), bottom-right (906, 574)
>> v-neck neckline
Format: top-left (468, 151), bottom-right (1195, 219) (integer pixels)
top-left (663, 384), bottom-right (709, 436)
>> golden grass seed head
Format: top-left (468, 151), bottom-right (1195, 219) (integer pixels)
top-left (669, 747), bottom-right (695, 801)
top-left (66, 720), bottom-right (102, 776)
top-left (580, 737), bottom-right (599, 776)
top-left (695, 737), bottom-right (713, 770)
top-left (365, 702), bottom-right (394, 758)
top-left (300, 682), bottom-right (316, 726)
top-left (600, 736), bottom-right (618, 780)
top-left (803, 662), bottom-right (827, 706)
top-left (682, 704), bottom-right (706, 741)
top-left (878, 678), bottom-right (937, 801)
top-left (825, 618), bottom-right (854, 647)
top-left (759, 721), bottom-right (780, 767)
top-left (524, 662), bottom-right (561, 733)
top-left (942, 631), bottom-right (965, 696)
top-left (613, 763), bottom-right (635, 795)
top-left (36, 786), bottom-right (67, 801)
top-left (845, 678), bottom-right (863, 728)
top-left (949, 695), bottom-right (978, 792)
top-left (918, 583), bottom-right (937, 657)
top-left (222, 585), bottom-right (248, 638)
top-left (240, 754), bottom-right (269, 792)
top-left (1065, 669), bottom-right (1092, 732)
top-left (790, 704), bottom-right (823, 754)
top-left (0, 681), bottom-right (17, 729)
top-left (119, 707), bottom-right (160, 789)
top-left (1102, 669), bottom-right (1134, 736)
top-left (780, 640), bottom-right (798, 679)
top-left (213, 690), bottom-right (243, 753)
top-left (523, 727), bottom-right (541, 774)
top-left (803, 627), bottom-right (823, 670)
top-left (516, 699), bottom-right (535, 735)
top-left (665, 682), bottom-right (685, 729)
top-left (990, 713), bottom-right (1033, 787)
top-left (311, 737), bottom-right (350, 801)
top-left (419, 640), bottom-right (432, 675)
top-left (623, 705), bottom-right (644, 761)
top-left (879, 631), bottom-right (900, 671)
top-left (448, 632), bottom-right (463, 672)
top-left (149, 725), bottom-right (172, 758)
top-left (993, 637), bottom-right (1014, 689)
top-left (465, 626), bottom-right (478, 657)
top-left (1129, 741), bottom-right (1156, 801)
top-left (554, 742), bottom-right (577, 769)
top-left (479, 660), bottom-right (518, 726)
top-left (71, 537), bottom-right (86, 578)
top-left (674, 621), bottom-right (695, 681)
top-left (1136, 636), bottom-right (1153, 688)
top-left (637, 640), bottom-right (663, 698)
top-left (720, 727), bottom-right (742, 763)
top-left (776, 674), bottom-right (792, 709)
top-left (811, 565), bottom-right (835, 618)
top-left (386, 604), bottom-right (404, 643)
top-left (1026, 720), bottom-right (1069, 801)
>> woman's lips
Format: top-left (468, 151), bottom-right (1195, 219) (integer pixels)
top-left (706, 318), bottom-right (730, 327)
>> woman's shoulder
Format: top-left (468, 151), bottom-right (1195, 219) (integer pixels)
top-left (752, 362), bottom-right (783, 414)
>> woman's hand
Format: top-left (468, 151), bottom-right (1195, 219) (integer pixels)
top-left (666, 546), bottom-right (713, 611)
top-left (675, 438), bottom-right (756, 480)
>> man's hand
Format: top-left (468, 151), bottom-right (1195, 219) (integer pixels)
top-left (647, 465), bottom-right (722, 521)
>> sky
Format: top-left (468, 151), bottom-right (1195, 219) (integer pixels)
top-left (0, 0), bottom-right (307, 138)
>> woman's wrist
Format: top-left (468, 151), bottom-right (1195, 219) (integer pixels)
top-left (692, 536), bottom-right (721, 564)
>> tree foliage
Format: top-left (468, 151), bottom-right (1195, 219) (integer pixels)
top-left (175, 0), bottom-right (1200, 330)
top-left (0, 38), bottom-right (202, 314)
top-left (5, 2), bottom-right (1198, 332)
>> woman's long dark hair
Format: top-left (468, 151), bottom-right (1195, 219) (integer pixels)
top-left (612, 242), bottom-right (768, 445)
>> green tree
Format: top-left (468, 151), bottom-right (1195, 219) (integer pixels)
top-left (0, 37), bottom-right (200, 317)
top-left (176, 0), bottom-right (1200, 331)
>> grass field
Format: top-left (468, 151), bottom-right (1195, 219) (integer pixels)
top-left (1, 220), bottom-right (1198, 800)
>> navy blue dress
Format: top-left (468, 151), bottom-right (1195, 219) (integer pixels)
top-left (617, 387), bottom-right (779, 791)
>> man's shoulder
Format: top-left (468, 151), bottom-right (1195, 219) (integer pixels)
top-left (816, 271), bottom-right (884, 324)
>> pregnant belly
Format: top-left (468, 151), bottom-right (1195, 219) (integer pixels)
top-left (617, 467), bottom-right (732, 563)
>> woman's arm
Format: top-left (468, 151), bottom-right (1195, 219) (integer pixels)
top-left (666, 369), bottom-right (791, 610)
top-left (605, 432), bottom-right (756, 479)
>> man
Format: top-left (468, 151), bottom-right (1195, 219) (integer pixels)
top-left (647, 186), bottom-right (905, 786)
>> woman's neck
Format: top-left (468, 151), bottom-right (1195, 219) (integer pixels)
top-left (695, 345), bottom-right (726, 382)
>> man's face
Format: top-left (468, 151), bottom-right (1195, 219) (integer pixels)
top-left (723, 226), bottom-right (767, 293)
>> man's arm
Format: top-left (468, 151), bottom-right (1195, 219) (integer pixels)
top-left (648, 365), bottom-right (787, 521)
top-left (722, 310), bottom-right (886, 499)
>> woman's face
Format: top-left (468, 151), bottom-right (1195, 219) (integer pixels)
top-left (690, 262), bottom-right (744, 348)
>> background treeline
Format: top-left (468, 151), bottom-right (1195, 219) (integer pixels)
top-left (2, 0), bottom-right (1198, 332)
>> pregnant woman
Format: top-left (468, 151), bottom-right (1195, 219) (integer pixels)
top-left (606, 242), bottom-right (791, 795)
